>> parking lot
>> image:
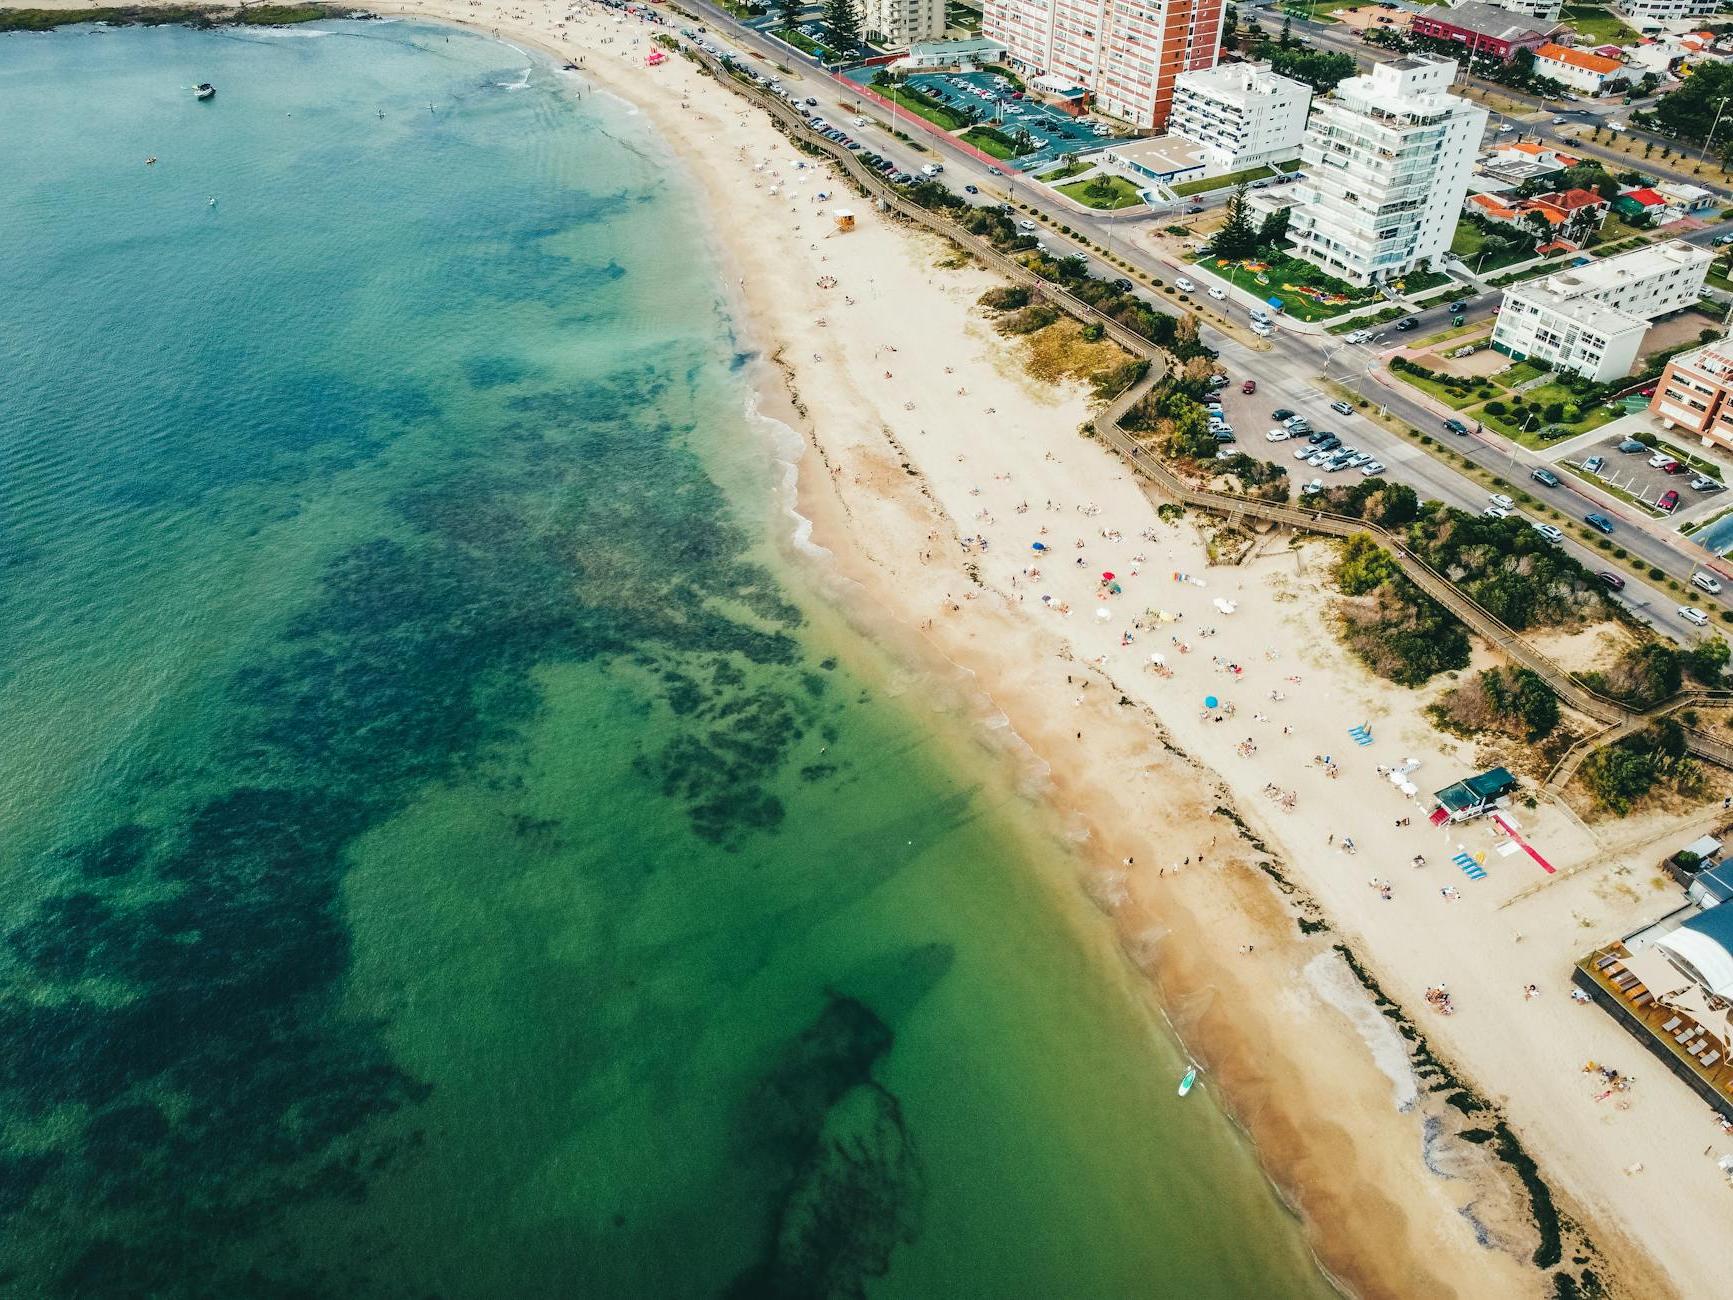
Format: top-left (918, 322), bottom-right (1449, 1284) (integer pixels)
top-left (846, 67), bottom-right (1113, 170)
top-left (1201, 376), bottom-right (1393, 495)
top-left (1559, 431), bottom-right (1726, 518)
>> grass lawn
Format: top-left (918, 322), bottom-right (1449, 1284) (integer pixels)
top-left (1480, 399), bottom-right (1621, 449)
top-left (877, 81), bottom-right (973, 131)
top-left (1171, 163), bottom-right (1290, 197)
top-left (959, 126), bottom-right (1025, 159)
top-left (1495, 360), bottom-right (1547, 387)
top-left (1449, 218), bottom-right (1538, 274)
top-left (1193, 250), bottom-right (1374, 321)
top-left (1057, 175), bottom-right (1145, 210)
top-left (1041, 158), bottom-right (1094, 183)
top-left (1559, 5), bottom-right (1639, 46)
top-left (1708, 267), bottom-right (1733, 294)
top-left (1282, 0), bottom-right (1372, 18)
top-left (1395, 266), bottom-right (1454, 296)
top-left (1327, 304), bottom-right (1407, 334)
top-left (1391, 367), bottom-right (1502, 410)
top-left (771, 27), bottom-right (840, 62)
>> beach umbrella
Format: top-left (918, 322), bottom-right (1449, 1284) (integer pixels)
top-left (1096, 607), bottom-right (1112, 620)
top-left (1102, 571), bottom-right (1115, 580)
top-left (1108, 582), bottom-right (1122, 594)
top-left (1204, 695), bottom-right (1219, 709)
top-left (1149, 652), bottom-right (1165, 665)
top-left (1388, 770), bottom-right (1407, 787)
top-left (1031, 541), bottom-right (1048, 552)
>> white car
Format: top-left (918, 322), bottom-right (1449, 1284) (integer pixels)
top-left (1175, 276), bottom-right (1196, 292)
top-left (1018, 219), bottom-right (1037, 232)
top-left (1266, 427), bottom-right (1292, 442)
top-left (851, 116), bottom-right (869, 127)
top-left (1251, 322), bottom-right (1273, 337)
top-left (1680, 606), bottom-right (1711, 627)
top-left (1300, 479), bottom-right (1324, 496)
top-left (1359, 461), bottom-right (1385, 477)
top-left (1489, 493), bottom-right (1515, 511)
top-left (1208, 286), bottom-right (1228, 301)
top-left (1345, 329), bottom-right (1371, 344)
top-left (1294, 443), bottom-right (1318, 460)
top-left (1551, 116), bottom-right (1567, 126)
top-left (1693, 571), bottom-right (1724, 595)
top-left (1532, 523), bottom-right (1564, 544)
top-left (1482, 505), bottom-right (1510, 520)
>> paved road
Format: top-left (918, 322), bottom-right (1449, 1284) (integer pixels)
top-left (675, 4), bottom-right (1731, 646)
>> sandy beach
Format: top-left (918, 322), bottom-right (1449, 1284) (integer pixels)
top-left (16, 1), bottom-right (1733, 1294)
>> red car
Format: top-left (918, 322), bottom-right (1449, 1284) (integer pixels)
top-left (1242, 379), bottom-right (1257, 394)
top-left (1659, 489), bottom-right (1681, 513)
top-left (1597, 571), bottom-right (1626, 591)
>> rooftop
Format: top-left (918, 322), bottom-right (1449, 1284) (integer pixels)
top-left (1414, 2), bottom-right (1549, 42)
top-left (1433, 766), bottom-right (1517, 812)
top-left (1174, 60), bottom-right (1312, 102)
top-left (1536, 43), bottom-right (1626, 75)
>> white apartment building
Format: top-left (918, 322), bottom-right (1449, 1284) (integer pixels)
top-left (1288, 56), bottom-right (1486, 287)
top-left (863, 0), bottom-right (947, 48)
top-left (1168, 62), bottom-right (1311, 174)
top-left (1491, 240), bottom-right (1711, 382)
top-left (983, 0), bottom-right (1227, 130)
top-left (1477, 0), bottom-right (1562, 21)
top-left (1614, 0), bottom-right (1716, 27)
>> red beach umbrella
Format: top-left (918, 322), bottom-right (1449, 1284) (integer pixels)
top-left (1101, 571), bottom-right (1115, 580)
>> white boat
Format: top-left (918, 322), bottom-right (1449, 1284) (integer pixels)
top-left (194, 83), bottom-right (216, 100)
top-left (1177, 1065), bottom-right (1198, 1097)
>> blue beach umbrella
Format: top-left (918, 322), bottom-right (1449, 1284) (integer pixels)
top-left (1031, 541), bottom-right (1048, 552)
top-left (1204, 695), bottom-right (1219, 710)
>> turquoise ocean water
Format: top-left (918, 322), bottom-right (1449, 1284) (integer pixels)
top-left (0, 20), bottom-right (1336, 1298)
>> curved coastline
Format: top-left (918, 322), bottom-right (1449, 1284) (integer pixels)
top-left (2, 3), bottom-right (1700, 1298)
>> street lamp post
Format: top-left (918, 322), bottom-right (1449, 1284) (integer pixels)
top-left (1702, 95), bottom-right (1732, 167)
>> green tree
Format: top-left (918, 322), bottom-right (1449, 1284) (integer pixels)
top-left (1280, 13), bottom-right (1293, 47)
top-left (1335, 533), bottom-right (1401, 596)
top-left (1209, 186), bottom-right (1259, 259)
top-left (822, 0), bottom-right (860, 52)
top-left (1265, 46), bottom-right (1357, 94)
top-left (1581, 744), bottom-right (1657, 814)
top-left (777, 0), bottom-right (801, 31)
top-left (1685, 634), bottom-right (1730, 686)
top-left (1256, 205), bottom-right (1290, 249)
top-left (1650, 60), bottom-right (1733, 143)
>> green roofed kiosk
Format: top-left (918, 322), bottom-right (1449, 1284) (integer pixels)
top-left (1429, 767), bottom-right (1518, 826)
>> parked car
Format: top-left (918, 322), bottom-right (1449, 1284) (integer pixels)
top-left (1394, 317), bottom-right (1418, 331)
top-left (1301, 479), bottom-right (1325, 496)
top-left (1692, 474), bottom-right (1722, 491)
top-left (1242, 379), bottom-right (1257, 394)
top-left (1584, 512), bottom-right (1615, 534)
top-left (1444, 417), bottom-right (1469, 435)
top-left (1617, 438), bottom-right (1647, 453)
top-left (1489, 493), bottom-right (1514, 511)
top-left (1307, 429), bottom-right (1331, 444)
top-left (1692, 571), bottom-right (1724, 595)
top-left (1272, 408), bottom-right (1295, 422)
top-left (1266, 427), bottom-right (1292, 442)
top-left (1649, 450), bottom-right (1680, 470)
top-left (1175, 276), bottom-right (1196, 292)
top-left (1532, 523), bottom-right (1564, 544)
top-left (1582, 455), bottom-right (1605, 474)
top-left (1208, 373), bottom-right (1231, 388)
top-left (1294, 443), bottom-right (1319, 460)
top-left (1359, 461), bottom-right (1385, 477)
top-left (1597, 571), bottom-right (1626, 591)
top-left (1681, 606), bottom-right (1711, 627)
top-left (1330, 400), bottom-right (1354, 416)
top-left (1531, 467), bottom-right (1561, 488)
top-left (1659, 489), bottom-right (1681, 512)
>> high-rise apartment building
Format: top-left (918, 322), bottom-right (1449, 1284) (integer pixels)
top-left (1288, 56), bottom-right (1486, 287)
top-left (862, 0), bottom-right (947, 48)
top-left (1169, 62), bottom-right (1311, 174)
top-left (982, 0), bottom-right (1226, 129)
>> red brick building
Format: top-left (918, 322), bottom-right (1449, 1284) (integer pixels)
top-left (1410, 1), bottom-right (1552, 63)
